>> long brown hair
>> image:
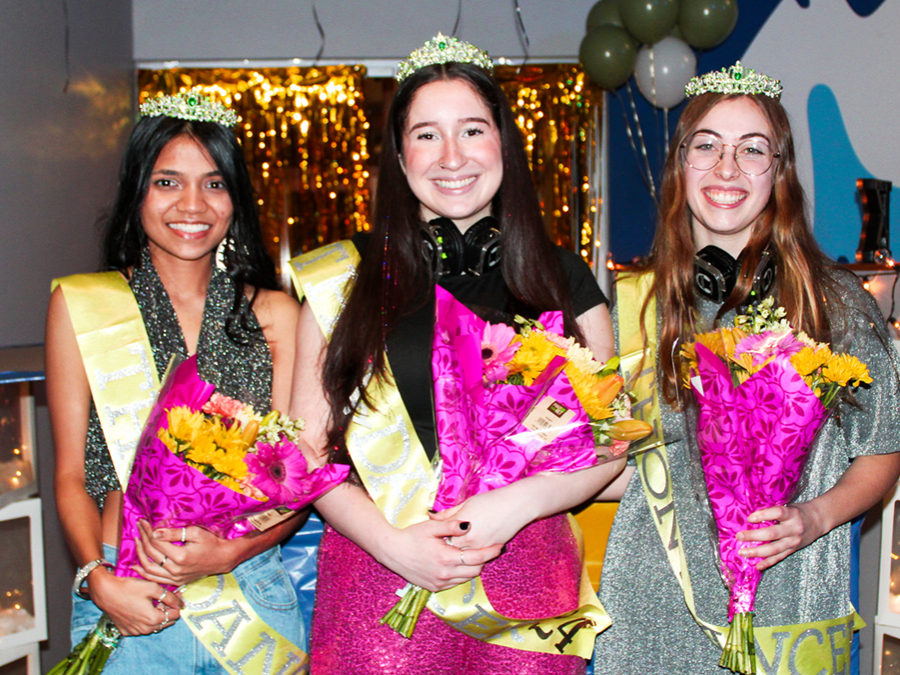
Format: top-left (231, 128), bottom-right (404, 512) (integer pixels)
top-left (642, 92), bottom-right (837, 403)
top-left (322, 62), bottom-right (582, 460)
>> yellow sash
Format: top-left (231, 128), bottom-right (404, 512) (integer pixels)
top-left (616, 272), bottom-right (862, 675)
top-left (181, 574), bottom-right (309, 674)
top-left (290, 242), bottom-right (610, 657)
top-left (55, 272), bottom-right (308, 673)
top-left (54, 273), bottom-right (160, 488)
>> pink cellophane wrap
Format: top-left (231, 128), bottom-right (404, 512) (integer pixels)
top-left (691, 343), bottom-right (828, 620)
top-left (116, 355), bottom-right (349, 583)
top-left (431, 286), bottom-right (598, 512)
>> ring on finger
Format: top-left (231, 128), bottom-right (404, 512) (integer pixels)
top-left (159, 555), bottom-right (168, 567)
top-left (181, 527), bottom-right (187, 544)
top-left (459, 550), bottom-right (467, 566)
top-left (158, 589), bottom-right (168, 604)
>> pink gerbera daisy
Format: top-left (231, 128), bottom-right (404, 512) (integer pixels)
top-left (482, 322), bottom-right (520, 383)
top-left (245, 440), bottom-right (312, 502)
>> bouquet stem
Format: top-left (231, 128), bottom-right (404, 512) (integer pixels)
top-left (47, 614), bottom-right (121, 675)
top-left (379, 584), bottom-right (432, 638)
top-left (719, 611), bottom-right (756, 674)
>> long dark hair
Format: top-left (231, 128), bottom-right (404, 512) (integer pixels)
top-left (642, 92), bottom-right (836, 403)
top-left (101, 115), bottom-right (278, 340)
top-left (323, 62), bottom-right (582, 458)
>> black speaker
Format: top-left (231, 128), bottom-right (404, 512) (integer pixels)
top-left (420, 216), bottom-right (502, 277)
top-left (856, 178), bottom-right (892, 264)
top-left (694, 245), bottom-right (775, 304)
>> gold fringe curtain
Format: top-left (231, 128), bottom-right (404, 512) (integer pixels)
top-left (138, 67), bottom-right (370, 285)
top-left (138, 64), bottom-right (602, 276)
top-left (495, 65), bottom-right (604, 261)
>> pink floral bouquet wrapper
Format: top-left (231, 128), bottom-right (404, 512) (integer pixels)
top-left (692, 343), bottom-right (828, 618)
top-left (380, 288), bottom-right (603, 637)
top-left (690, 343), bottom-right (829, 672)
top-left (431, 286), bottom-right (599, 510)
top-left (115, 355), bottom-right (349, 584)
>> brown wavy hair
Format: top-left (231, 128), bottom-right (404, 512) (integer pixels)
top-left (639, 92), bottom-right (837, 403)
top-left (322, 62), bottom-right (583, 461)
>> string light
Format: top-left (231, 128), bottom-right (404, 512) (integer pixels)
top-left (140, 64), bottom-right (602, 275)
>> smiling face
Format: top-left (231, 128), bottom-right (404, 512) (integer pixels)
top-left (400, 78), bottom-right (503, 233)
top-left (685, 97), bottom-right (776, 257)
top-left (140, 134), bottom-right (233, 266)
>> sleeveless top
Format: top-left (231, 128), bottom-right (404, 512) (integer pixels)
top-left (82, 249), bottom-right (273, 508)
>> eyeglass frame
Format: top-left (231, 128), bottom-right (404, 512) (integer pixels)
top-left (680, 134), bottom-right (781, 177)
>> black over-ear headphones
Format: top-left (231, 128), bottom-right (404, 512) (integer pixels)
top-left (694, 245), bottom-right (775, 304)
top-left (420, 216), bottom-right (502, 277)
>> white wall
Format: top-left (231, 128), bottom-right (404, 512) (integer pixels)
top-left (0, 1), bottom-right (134, 670)
top-left (0, 1), bottom-right (134, 349)
top-left (133, 0), bottom-right (594, 63)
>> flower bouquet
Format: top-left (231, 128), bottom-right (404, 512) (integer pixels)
top-left (49, 355), bottom-right (348, 675)
top-left (380, 287), bottom-right (651, 637)
top-left (681, 298), bottom-right (872, 673)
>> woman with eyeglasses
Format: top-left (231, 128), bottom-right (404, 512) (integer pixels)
top-left (592, 64), bottom-right (900, 674)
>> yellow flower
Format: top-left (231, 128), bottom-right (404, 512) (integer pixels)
top-left (209, 450), bottom-right (248, 482)
top-left (507, 333), bottom-right (560, 385)
top-left (822, 354), bottom-right (873, 387)
top-left (789, 345), bottom-right (832, 377)
top-left (166, 406), bottom-right (206, 445)
top-left (565, 366), bottom-right (618, 419)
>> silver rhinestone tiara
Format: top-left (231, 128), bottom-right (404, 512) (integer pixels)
top-left (139, 87), bottom-right (239, 127)
top-left (685, 62), bottom-right (783, 100)
top-left (395, 33), bottom-right (494, 83)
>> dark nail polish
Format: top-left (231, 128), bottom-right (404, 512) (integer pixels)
top-left (460, 521), bottom-right (470, 531)
top-left (428, 509), bottom-right (437, 514)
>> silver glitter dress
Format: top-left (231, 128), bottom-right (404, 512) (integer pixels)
top-left (593, 270), bottom-right (900, 675)
top-left (82, 249), bottom-right (272, 508)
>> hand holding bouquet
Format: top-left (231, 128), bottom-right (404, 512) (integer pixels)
top-left (380, 288), bottom-right (651, 637)
top-left (50, 355), bottom-right (348, 675)
top-left (681, 298), bottom-right (871, 673)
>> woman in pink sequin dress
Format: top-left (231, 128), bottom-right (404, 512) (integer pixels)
top-left (290, 36), bottom-right (625, 674)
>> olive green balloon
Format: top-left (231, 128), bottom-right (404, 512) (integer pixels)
top-left (679, 0), bottom-right (738, 50)
top-left (619, 0), bottom-right (678, 45)
top-left (586, 0), bottom-right (623, 31)
top-left (579, 25), bottom-right (639, 90)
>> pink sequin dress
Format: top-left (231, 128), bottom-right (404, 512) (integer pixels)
top-left (310, 513), bottom-right (586, 674)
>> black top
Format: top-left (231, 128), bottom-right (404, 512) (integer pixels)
top-left (352, 232), bottom-right (608, 459)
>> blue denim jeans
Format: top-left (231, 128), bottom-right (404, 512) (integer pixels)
top-left (71, 544), bottom-right (305, 674)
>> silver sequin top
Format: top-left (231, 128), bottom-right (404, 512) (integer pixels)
top-left (83, 250), bottom-right (272, 509)
top-left (594, 270), bottom-right (900, 674)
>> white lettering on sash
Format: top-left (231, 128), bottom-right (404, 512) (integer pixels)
top-left (307, 269), bottom-right (357, 336)
top-left (790, 629), bottom-right (826, 675)
top-left (368, 464), bottom-right (432, 525)
top-left (184, 575), bottom-right (226, 611)
top-left (189, 599), bottom-right (251, 657)
top-left (226, 631), bottom-right (276, 674)
top-left (827, 622), bottom-right (849, 675)
top-left (273, 652), bottom-right (309, 675)
top-left (756, 630), bottom-right (791, 675)
top-left (449, 605), bottom-right (510, 637)
top-left (101, 397), bottom-right (157, 436)
top-left (95, 344), bottom-right (155, 391)
top-left (351, 415), bottom-right (412, 473)
top-left (291, 242), bottom-right (349, 274)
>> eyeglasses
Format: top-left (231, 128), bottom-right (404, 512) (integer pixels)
top-left (681, 134), bottom-right (780, 176)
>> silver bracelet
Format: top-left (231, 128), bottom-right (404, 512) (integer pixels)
top-left (73, 558), bottom-right (113, 598)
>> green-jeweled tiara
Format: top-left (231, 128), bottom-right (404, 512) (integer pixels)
top-left (685, 62), bottom-right (783, 100)
top-left (395, 33), bottom-right (494, 83)
top-left (139, 87), bottom-right (239, 127)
